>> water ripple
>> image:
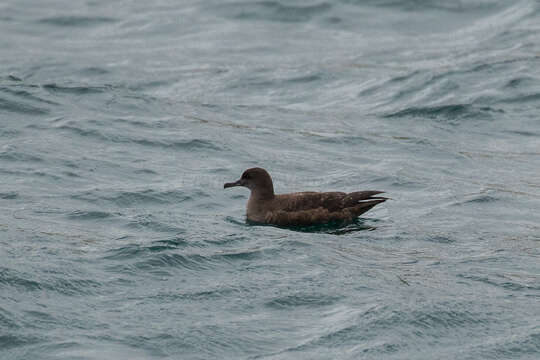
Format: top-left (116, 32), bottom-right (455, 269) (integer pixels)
top-left (72, 189), bottom-right (193, 207)
top-left (0, 307), bottom-right (19, 329)
top-left (0, 87), bottom-right (60, 105)
top-left (385, 104), bottom-right (499, 122)
top-left (0, 191), bottom-right (19, 200)
top-left (0, 334), bottom-right (42, 350)
top-left (0, 97), bottom-right (49, 115)
top-left (56, 124), bottom-right (222, 150)
top-left (458, 273), bottom-right (540, 291)
top-left (43, 83), bottom-right (110, 95)
top-left (265, 293), bottom-right (341, 309)
top-left (104, 238), bottom-right (192, 260)
top-left (134, 253), bottom-right (211, 271)
top-left (126, 215), bottom-right (185, 233)
top-left (214, 1), bottom-right (333, 22)
top-left (38, 16), bottom-right (117, 27)
top-left (67, 210), bottom-right (115, 220)
top-left (0, 267), bottom-right (101, 296)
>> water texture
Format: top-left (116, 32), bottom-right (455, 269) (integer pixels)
top-left (1, 0), bottom-right (540, 359)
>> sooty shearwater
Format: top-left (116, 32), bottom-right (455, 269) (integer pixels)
top-left (224, 167), bottom-right (387, 226)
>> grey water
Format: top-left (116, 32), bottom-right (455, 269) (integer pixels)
top-left (1, 0), bottom-right (540, 359)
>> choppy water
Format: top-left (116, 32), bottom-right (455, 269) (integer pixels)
top-left (1, 0), bottom-right (540, 359)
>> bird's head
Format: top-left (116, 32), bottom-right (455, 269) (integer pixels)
top-left (224, 167), bottom-right (274, 198)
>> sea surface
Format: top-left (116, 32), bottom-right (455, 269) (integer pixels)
top-left (1, 0), bottom-right (540, 359)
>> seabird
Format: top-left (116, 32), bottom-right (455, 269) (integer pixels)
top-left (224, 167), bottom-right (387, 226)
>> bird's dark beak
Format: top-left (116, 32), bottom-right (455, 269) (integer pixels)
top-left (224, 179), bottom-right (243, 189)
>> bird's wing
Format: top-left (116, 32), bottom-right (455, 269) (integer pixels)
top-left (278, 191), bottom-right (386, 212)
top-left (265, 198), bottom-right (386, 227)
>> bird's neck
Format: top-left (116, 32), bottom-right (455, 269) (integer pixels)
top-left (247, 188), bottom-right (274, 222)
top-left (249, 186), bottom-right (275, 201)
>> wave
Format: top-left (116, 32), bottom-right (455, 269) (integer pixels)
top-left (346, 0), bottom-right (502, 12)
top-left (37, 16), bottom-right (117, 27)
top-left (0, 191), bottom-right (18, 199)
top-left (385, 103), bottom-right (500, 122)
top-left (42, 83), bottom-right (109, 95)
top-left (500, 92), bottom-right (540, 104)
top-left (0, 267), bottom-right (101, 296)
top-left (316, 134), bottom-right (374, 145)
top-left (104, 238), bottom-right (192, 260)
top-left (265, 293), bottom-right (341, 308)
top-left (126, 215), bottom-right (186, 233)
top-left (149, 287), bottom-right (238, 302)
top-left (56, 124), bottom-right (222, 151)
top-left (0, 307), bottom-right (19, 330)
top-left (451, 191), bottom-right (502, 206)
top-left (134, 253), bottom-right (210, 271)
top-left (470, 331), bottom-right (540, 358)
top-left (457, 273), bottom-right (540, 292)
top-left (0, 334), bottom-right (43, 351)
top-left (1, 87), bottom-right (59, 106)
top-left (79, 67), bottom-right (110, 76)
top-left (212, 1), bottom-right (333, 23)
top-left (0, 80), bottom-right (59, 115)
top-left (71, 188), bottom-right (194, 207)
top-left (0, 97), bottom-right (49, 115)
top-left (0, 148), bottom-right (43, 162)
top-left (67, 210), bottom-right (115, 220)
top-left (281, 302), bottom-right (496, 355)
top-left (104, 239), bottom-right (278, 275)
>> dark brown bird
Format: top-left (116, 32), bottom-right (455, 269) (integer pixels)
top-left (224, 167), bottom-right (387, 227)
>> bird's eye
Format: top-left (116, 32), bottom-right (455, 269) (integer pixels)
top-left (243, 173), bottom-right (250, 179)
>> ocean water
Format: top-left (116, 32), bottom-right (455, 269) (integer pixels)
top-left (1, 0), bottom-right (540, 359)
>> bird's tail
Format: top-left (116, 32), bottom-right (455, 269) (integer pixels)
top-left (351, 195), bottom-right (387, 217)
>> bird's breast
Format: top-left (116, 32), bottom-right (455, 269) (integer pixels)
top-left (246, 195), bottom-right (274, 223)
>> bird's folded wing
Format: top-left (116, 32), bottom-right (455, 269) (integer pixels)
top-left (279, 191), bottom-right (386, 212)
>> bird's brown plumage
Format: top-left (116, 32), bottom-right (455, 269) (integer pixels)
top-left (224, 167), bottom-right (387, 227)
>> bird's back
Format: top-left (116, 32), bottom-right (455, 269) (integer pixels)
top-left (263, 191), bottom-right (386, 226)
